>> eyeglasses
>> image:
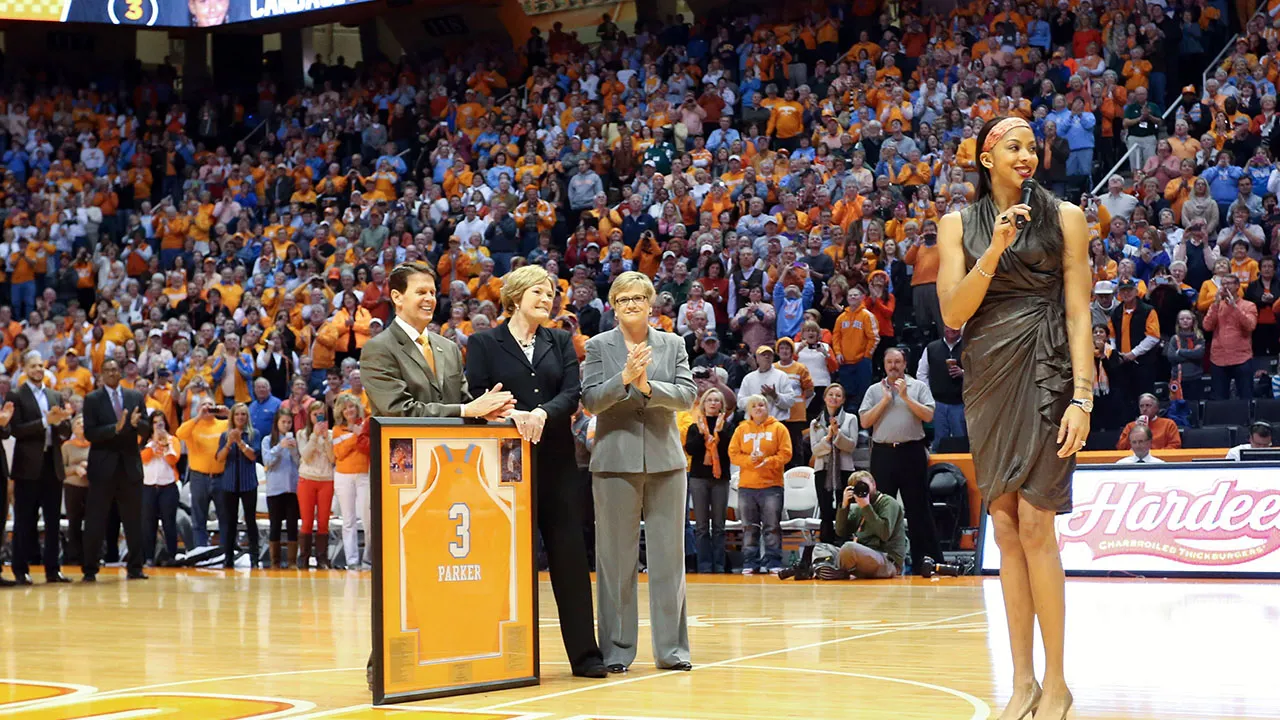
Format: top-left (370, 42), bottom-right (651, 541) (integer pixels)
top-left (614, 295), bottom-right (650, 307)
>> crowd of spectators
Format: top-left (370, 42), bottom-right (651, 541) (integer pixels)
top-left (0, 0), bottom-right (1276, 577)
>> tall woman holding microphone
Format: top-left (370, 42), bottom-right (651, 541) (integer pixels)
top-left (465, 265), bottom-right (608, 679)
top-left (581, 271), bottom-right (697, 674)
top-left (936, 116), bottom-right (1093, 720)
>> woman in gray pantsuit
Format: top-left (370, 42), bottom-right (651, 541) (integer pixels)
top-left (581, 271), bottom-right (698, 673)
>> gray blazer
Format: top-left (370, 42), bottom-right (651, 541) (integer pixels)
top-left (581, 326), bottom-right (697, 474)
top-left (360, 321), bottom-right (473, 417)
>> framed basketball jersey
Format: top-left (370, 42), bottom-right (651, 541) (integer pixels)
top-left (371, 419), bottom-right (537, 705)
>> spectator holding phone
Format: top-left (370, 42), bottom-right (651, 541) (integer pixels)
top-left (297, 401), bottom-right (335, 569)
top-left (175, 398), bottom-right (230, 549)
top-left (262, 408), bottom-right (302, 568)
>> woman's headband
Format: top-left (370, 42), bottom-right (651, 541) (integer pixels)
top-left (981, 118), bottom-right (1032, 154)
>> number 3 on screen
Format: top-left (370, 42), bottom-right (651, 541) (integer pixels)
top-left (448, 503), bottom-right (470, 559)
top-left (125, 0), bottom-right (144, 20)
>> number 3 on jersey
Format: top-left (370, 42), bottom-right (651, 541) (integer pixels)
top-left (449, 503), bottom-right (470, 559)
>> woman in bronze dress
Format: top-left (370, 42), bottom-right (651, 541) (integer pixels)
top-left (937, 117), bottom-right (1094, 720)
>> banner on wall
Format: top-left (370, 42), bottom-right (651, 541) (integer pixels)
top-left (981, 463), bottom-right (1280, 577)
top-left (370, 418), bottom-right (538, 705)
top-left (0, 0), bottom-right (375, 27)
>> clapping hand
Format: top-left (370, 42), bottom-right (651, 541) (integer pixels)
top-left (893, 378), bottom-right (908, 398)
top-left (0, 401), bottom-right (14, 427)
top-left (464, 383), bottom-right (516, 419)
top-left (47, 403), bottom-right (72, 426)
top-left (622, 343), bottom-right (652, 388)
top-left (130, 406), bottom-right (143, 428)
top-left (228, 428), bottom-right (243, 444)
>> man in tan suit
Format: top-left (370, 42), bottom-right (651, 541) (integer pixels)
top-left (360, 261), bottom-right (513, 420)
top-left (359, 261), bottom-right (513, 693)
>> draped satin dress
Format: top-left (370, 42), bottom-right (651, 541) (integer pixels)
top-left (959, 196), bottom-right (1075, 514)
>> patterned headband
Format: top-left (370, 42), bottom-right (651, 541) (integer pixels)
top-left (981, 117), bottom-right (1032, 154)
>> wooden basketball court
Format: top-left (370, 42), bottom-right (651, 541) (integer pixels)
top-left (1, 570), bottom-right (1276, 719)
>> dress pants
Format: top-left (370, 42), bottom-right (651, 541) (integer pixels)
top-left (593, 468), bottom-right (690, 669)
top-left (869, 439), bottom-right (941, 573)
top-left (333, 471), bottom-right (370, 566)
top-left (536, 461), bottom-right (604, 671)
top-left (63, 484), bottom-right (89, 566)
top-left (1, 472), bottom-right (8, 572)
top-left (11, 448), bottom-right (63, 578)
top-left (82, 467), bottom-right (144, 575)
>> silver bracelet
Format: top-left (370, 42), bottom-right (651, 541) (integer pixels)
top-left (975, 265), bottom-right (995, 279)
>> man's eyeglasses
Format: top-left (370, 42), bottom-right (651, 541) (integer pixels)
top-left (614, 295), bottom-right (650, 307)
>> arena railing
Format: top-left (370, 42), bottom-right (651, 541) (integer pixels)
top-left (1090, 9), bottom-right (1263, 196)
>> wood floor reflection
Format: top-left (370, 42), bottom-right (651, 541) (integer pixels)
top-left (1, 571), bottom-right (1276, 719)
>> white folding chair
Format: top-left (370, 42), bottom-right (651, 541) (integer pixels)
top-left (725, 467), bottom-right (743, 531)
top-left (780, 467), bottom-right (819, 540)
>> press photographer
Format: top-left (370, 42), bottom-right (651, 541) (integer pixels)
top-left (829, 471), bottom-right (907, 579)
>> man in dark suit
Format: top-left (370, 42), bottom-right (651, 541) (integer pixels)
top-left (81, 358), bottom-right (152, 581)
top-left (0, 402), bottom-right (11, 587)
top-left (359, 261), bottom-right (514, 691)
top-left (0, 351), bottom-right (73, 585)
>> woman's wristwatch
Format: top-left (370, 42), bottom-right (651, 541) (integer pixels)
top-left (1070, 398), bottom-right (1094, 413)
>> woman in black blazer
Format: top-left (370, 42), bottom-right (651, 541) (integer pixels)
top-left (465, 265), bottom-right (607, 679)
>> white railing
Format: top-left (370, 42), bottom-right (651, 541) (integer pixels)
top-left (1090, 14), bottom-right (1259, 195)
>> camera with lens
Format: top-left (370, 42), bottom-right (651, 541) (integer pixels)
top-left (852, 479), bottom-right (870, 498)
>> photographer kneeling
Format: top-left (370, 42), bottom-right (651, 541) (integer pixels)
top-left (830, 471), bottom-right (907, 579)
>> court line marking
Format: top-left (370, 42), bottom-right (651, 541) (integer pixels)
top-left (0, 691), bottom-right (315, 718)
top-left (302, 707), bottom-right (549, 718)
top-left (477, 609), bottom-right (988, 711)
top-left (726, 666), bottom-right (991, 720)
top-left (91, 667), bottom-right (367, 696)
top-left (0, 679), bottom-right (98, 713)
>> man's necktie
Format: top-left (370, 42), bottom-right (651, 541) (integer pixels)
top-left (112, 389), bottom-right (123, 420)
top-left (418, 335), bottom-right (436, 376)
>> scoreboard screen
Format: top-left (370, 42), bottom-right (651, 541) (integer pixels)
top-left (0, 0), bottom-right (373, 26)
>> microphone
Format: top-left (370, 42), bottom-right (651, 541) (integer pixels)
top-left (1015, 179), bottom-right (1035, 230)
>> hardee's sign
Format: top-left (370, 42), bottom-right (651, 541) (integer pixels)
top-left (1060, 479), bottom-right (1280, 566)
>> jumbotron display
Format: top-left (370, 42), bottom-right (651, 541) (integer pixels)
top-left (0, 0), bottom-right (371, 26)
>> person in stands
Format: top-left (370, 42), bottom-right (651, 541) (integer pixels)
top-left (1116, 393), bottom-right (1182, 450)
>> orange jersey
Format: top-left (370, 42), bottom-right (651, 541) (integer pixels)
top-left (400, 443), bottom-right (512, 663)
